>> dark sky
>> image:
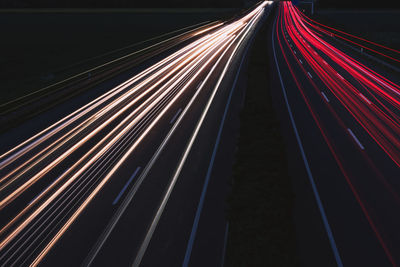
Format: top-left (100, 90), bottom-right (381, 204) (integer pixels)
top-left (1, 0), bottom-right (399, 8)
top-left (317, 0), bottom-right (400, 8)
top-left (0, 0), bottom-right (245, 8)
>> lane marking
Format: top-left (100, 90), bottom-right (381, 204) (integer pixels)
top-left (308, 72), bottom-right (313, 78)
top-left (359, 93), bottom-right (372, 105)
top-left (83, 25), bottom-right (235, 267)
top-left (294, 50), bottom-right (297, 54)
top-left (321, 92), bottom-right (330, 103)
top-left (337, 73), bottom-right (344, 80)
top-left (182, 24), bottom-right (255, 266)
top-left (10, 39), bottom-right (225, 261)
top-left (272, 13), bottom-right (343, 267)
top-left (220, 222), bottom-right (229, 267)
top-left (323, 60), bottom-right (328, 65)
top-left (299, 59), bottom-right (303, 64)
top-left (347, 129), bottom-right (365, 150)
top-left (112, 167), bottom-right (141, 205)
top-left (133, 10), bottom-right (267, 266)
top-left (170, 108), bottom-right (182, 124)
top-left (138, 43), bottom-right (234, 267)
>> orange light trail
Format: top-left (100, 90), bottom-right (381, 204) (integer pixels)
top-left (0, 2), bottom-right (271, 266)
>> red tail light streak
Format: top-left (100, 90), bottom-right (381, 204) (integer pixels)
top-left (296, 9), bottom-right (400, 63)
top-left (277, 2), bottom-right (400, 265)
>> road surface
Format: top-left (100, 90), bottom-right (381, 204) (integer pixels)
top-left (272, 2), bottom-right (400, 266)
top-left (0, 2), bottom-right (273, 266)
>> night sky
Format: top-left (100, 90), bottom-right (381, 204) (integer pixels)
top-left (0, 0), bottom-right (244, 8)
top-left (1, 0), bottom-right (400, 8)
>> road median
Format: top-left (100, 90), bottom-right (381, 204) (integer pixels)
top-left (226, 8), bottom-right (297, 267)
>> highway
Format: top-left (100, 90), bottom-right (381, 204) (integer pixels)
top-left (0, 2), bottom-right (273, 266)
top-left (0, 19), bottom-right (224, 133)
top-left (272, 2), bottom-right (400, 266)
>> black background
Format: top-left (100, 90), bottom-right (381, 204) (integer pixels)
top-left (1, 0), bottom-right (397, 8)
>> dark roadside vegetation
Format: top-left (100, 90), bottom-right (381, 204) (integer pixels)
top-left (226, 8), bottom-right (297, 267)
top-left (316, 0), bottom-right (400, 9)
top-left (313, 10), bottom-right (400, 50)
top-left (0, 2), bottom-right (299, 265)
top-left (314, 0), bottom-right (400, 54)
top-left (0, 0), bottom-right (242, 8)
top-left (313, 10), bottom-right (400, 69)
top-left (293, 0), bottom-right (400, 73)
top-left (295, 0), bottom-right (400, 69)
top-left (225, 2), bottom-right (399, 266)
top-left (0, 10), bottom-right (234, 105)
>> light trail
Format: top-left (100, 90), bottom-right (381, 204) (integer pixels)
top-left (296, 9), bottom-right (400, 60)
top-left (0, 23), bottom-right (234, 180)
top-left (0, 2), bottom-right (272, 265)
top-left (0, 21), bottom-right (225, 167)
top-left (277, 2), bottom-right (400, 265)
top-left (283, 2), bottom-right (400, 167)
top-left (0, 30), bottom-right (233, 250)
top-left (0, 22), bottom-right (242, 209)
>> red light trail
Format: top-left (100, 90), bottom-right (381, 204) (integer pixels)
top-left (276, 2), bottom-right (400, 266)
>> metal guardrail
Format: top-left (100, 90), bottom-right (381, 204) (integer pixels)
top-left (327, 34), bottom-right (400, 73)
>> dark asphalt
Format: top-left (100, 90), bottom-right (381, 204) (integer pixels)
top-left (0, 3), bottom-right (272, 266)
top-left (271, 3), bottom-right (400, 266)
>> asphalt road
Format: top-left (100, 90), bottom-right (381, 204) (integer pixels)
top-left (272, 2), bottom-right (400, 266)
top-left (0, 2), bottom-right (273, 266)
